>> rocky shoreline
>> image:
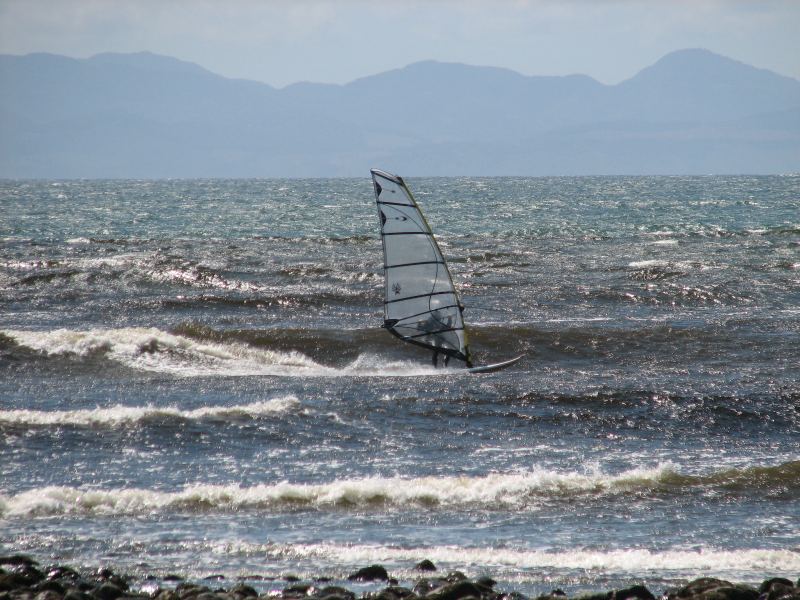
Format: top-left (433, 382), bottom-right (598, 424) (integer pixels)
top-left (1, 556), bottom-right (798, 600)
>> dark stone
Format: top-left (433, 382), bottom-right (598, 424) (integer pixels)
top-left (63, 590), bottom-right (91, 600)
top-left (314, 587), bottom-right (355, 600)
top-left (153, 591), bottom-right (179, 600)
top-left (574, 593), bottom-right (608, 600)
top-left (426, 581), bottom-right (485, 600)
top-left (674, 579), bottom-right (733, 599)
top-left (35, 582), bottom-right (66, 595)
top-left (475, 578), bottom-right (496, 590)
top-left (282, 577), bottom-right (301, 584)
top-left (759, 580), bottom-right (797, 600)
top-left (47, 568), bottom-right (81, 584)
top-left (613, 586), bottom-right (655, 600)
top-left (0, 574), bottom-right (21, 592)
top-left (175, 585), bottom-right (211, 600)
top-left (500, 593), bottom-right (528, 600)
top-left (229, 586), bottom-right (257, 599)
top-left (413, 579), bottom-right (446, 596)
top-left (0, 558), bottom-right (39, 569)
top-left (282, 584), bottom-right (313, 598)
top-left (370, 587), bottom-right (416, 600)
top-left (347, 566), bottom-right (389, 583)
top-left (34, 591), bottom-right (62, 600)
top-left (163, 577), bottom-right (184, 583)
top-left (93, 583), bottom-right (124, 600)
top-left (700, 587), bottom-right (758, 600)
top-left (444, 574), bottom-right (468, 585)
top-left (5, 565), bottom-right (45, 587)
top-left (414, 561), bottom-right (437, 573)
top-left (760, 581), bottom-right (794, 594)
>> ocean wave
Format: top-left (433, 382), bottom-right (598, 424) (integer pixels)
top-left (2, 462), bottom-right (796, 518)
top-left (268, 542), bottom-right (800, 575)
top-left (0, 397), bottom-right (301, 428)
top-left (0, 327), bottom-right (448, 378)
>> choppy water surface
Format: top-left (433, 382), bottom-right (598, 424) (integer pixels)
top-left (1, 176), bottom-right (799, 594)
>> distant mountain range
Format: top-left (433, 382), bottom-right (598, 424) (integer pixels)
top-left (1, 49), bottom-right (798, 177)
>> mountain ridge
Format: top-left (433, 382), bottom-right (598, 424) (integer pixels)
top-left (1, 48), bottom-right (798, 177)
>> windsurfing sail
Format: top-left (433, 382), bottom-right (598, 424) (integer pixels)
top-left (371, 168), bottom-right (472, 367)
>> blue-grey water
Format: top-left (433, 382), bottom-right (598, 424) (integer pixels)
top-left (1, 176), bottom-right (799, 594)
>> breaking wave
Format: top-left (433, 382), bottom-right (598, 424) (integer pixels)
top-left (0, 327), bottom-right (446, 378)
top-left (0, 397), bottom-right (301, 427)
top-left (267, 542), bottom-right (800, 576)
top-left (2, 462), bottom-right (797, 518)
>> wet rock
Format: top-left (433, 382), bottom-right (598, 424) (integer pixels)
top-left (228, 586), bottom-right (257, 599)
top-left (282, 584), bottom-right (313, 599)
top-left (760, 580), bottom-right (794, 594)
top-left (314, 586), bottom-right (355, 600)
top-left (700, 587), bottom-right (758, 600)
top-left (413, 579), bottom-right (446, 597)
top-left (5, 566), bottom-right (45, 588)
top-left (153, 590), bottom-right (179, 600)
top-left (163, 577), bottom-right (184, 583)
top-left (282, 577), bottom-right (301, 584)
top-left (0, 574), bottom-right (22, 592)
top-left (34, 591), bottom-right (62, 600)
top-left (443, 574), bottom-right (468, 585)
top-left (499, 593), bottom-right (528, 600)
top-left (671, 579), bottom-right (734, 600)
top-left (759, 580), bottom-right (797, 600)
top-left (369, 586), bottom-right (416, 600)
top-left (93, 583), bottom-right (124, 600)
top-left (414, 562), bottom-right (437, 573)
top-left (62, 590), bottom-right (92, 600)
top-left (347, 566), bottom-right (389, 583)
top-left (425, 581), bottom-right (485, 600)
top-left (34, 582), bottom-right (65, 596)
top-left (0, 558), bottom-right (39, 569)
top-left (46, 569), bottom-right (81, 585)
top-left (613, 585), bottom-right (655, 600)
top-left (475, 579), bottom-right (496, 590)
top-left (574, 593), bottom-right (608, 600)
top-left (174, 585), bottom-right (211, 600)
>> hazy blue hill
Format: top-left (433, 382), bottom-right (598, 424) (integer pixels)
top-left (0, 49), bottom-right (798, 177)
top-left (610, 48), bottom-right (800, 123)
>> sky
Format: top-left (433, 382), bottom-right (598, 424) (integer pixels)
top-left (1, 0), bottom-right (799, 88)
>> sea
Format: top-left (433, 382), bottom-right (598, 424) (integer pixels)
top-left (1, 176), bottom-right (799, 595)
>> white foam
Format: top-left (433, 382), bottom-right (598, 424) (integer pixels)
top-left (628, 260), bottom-right (668, 268)
top-left (0, 465), bottom-right (676, 517)
top-left (2, 327), bottom-right (451, 378)
top-left (0, 397), bottom-right (301, 427)
top-left (275, 542), bottom-right (800, 574)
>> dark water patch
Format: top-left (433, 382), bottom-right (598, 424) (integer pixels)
top-left (171, 323), bottom-right (387, 365)
top-left (14, 269), bottom-right (83, 286)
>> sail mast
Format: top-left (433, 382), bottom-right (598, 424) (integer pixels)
top-left (371, 169), bottom-right (472, 366)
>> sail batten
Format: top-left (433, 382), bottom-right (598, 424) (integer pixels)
top-left (371, 168), bottom-right (472, 366)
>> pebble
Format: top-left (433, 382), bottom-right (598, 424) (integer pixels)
top-left (0, 555), bottom-right (797, 600)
